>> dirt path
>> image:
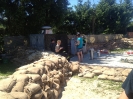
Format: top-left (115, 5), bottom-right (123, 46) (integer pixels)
top-left (60, 76), bottom-right (123, 99)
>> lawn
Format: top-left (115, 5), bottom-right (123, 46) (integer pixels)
top-left (0, 62), bottom-right (18, 79)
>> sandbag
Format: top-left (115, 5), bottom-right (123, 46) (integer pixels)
top-left (27, 67), bottom-right (41, 75)
top-left (42, 91), bottom-right (47, 99)
top-left (10, 92), bottom-right (28, 99)
top-left (31, 90), bottom-right (43, 99)
top-left (58, 72), bottom-right (65, 86)
top-left (54, 74), bottom-right (60, 79)
top-left (13, 70), bottom-right (28, 75)
top-left (0, 78), bottom-right (16, 92)
top-left (69, 61), bottom-right (80, 73)
top-left (53, 89), bottom-right (59, 99)
top-left (13, 74), bottom-right (29, 82)
top-left (48, 89), bottom-right (54, 99)
top-left (50, 70), bottom-right (59, 75)
top-left (33, 64), bottom-right (45, 75)
top-left (11, 82), bottom-right (25, 92)
top-left (26, 74), bottom-right (41, 83)
top-left (58, 57), bottom-right (62, 64)
top-left (62, 68), bottom-right (69, 74)
top-left (24, 83), bottom-right (41, 97)
top-left (16, 64), bottom-right (34, 70)
top-left (53, 79), bottom-right (60, 85)
top-left (44, 60), bottom-right (55, 68)
top-left (0, 91), bottom-right (15, 99)
top-left (60, 56), bottom-right (67, 64)
top-left (33, 61), bottom-right (45, 66)
top-left (52, 82), bottom-right (60, 90)
top-left (48, 58), bottom-right (59, 68)
top-left (41, 74), bottom-right (47, 83)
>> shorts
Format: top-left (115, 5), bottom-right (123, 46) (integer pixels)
top-left (77, 48), bottom-right (83, 52)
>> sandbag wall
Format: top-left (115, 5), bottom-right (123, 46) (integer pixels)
top-left (0, 53), bottom-right (80, 99)
top-left (78, 65), bottom-right (132, 82)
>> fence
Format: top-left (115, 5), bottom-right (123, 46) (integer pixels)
top-left (3, 34), bottom-right (124, 55)
top-left (3, 36), bottom-right (29, 54)
top-left (67, 34), bottom-right (123, 43)
top-left (30, 34), bottom-right (45, 51)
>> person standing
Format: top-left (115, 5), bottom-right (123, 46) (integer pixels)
top-left (75, 32), bottom-right (83, 62)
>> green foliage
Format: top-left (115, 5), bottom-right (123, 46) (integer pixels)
top-left (0, 0), bottom-right (69, 35)
top-left (0, 0), bottom-right (133, 35)
top-left (0, 62), bottom-right (18, 77)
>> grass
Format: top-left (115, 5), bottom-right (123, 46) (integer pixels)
top-left (73, 75), bottom-right (123, 92)
top-left (0, 62), bottom-right (18, 79)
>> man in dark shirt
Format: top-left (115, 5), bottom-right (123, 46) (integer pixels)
top-left (49, 39), bottom-right (56, 52)
top-left (119, 69), bottom-right (133, 99)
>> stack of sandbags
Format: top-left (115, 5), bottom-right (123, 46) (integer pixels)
top-left (0, 53), bottom-right (80, 99)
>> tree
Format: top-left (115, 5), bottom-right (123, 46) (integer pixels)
top-left (0, 0), bottom-right (69, 35)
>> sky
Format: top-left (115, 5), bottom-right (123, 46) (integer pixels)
top-left (68, 0), bottom-right (121, 7)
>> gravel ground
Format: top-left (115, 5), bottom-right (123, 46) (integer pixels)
top-left (60, 76), bottom-right (123, 99)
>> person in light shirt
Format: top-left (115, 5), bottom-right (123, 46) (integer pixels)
top-left (75, 32), bottom-right (83, 62)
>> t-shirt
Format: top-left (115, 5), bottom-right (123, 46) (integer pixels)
top-left (55, 44), bottom-right (63, 53)
top-left (49, 43), bottom-right (56, 52)
top-left (77, 37), bottom-right (83, 49)
top-left (122, 69), bottom-right (133, 99)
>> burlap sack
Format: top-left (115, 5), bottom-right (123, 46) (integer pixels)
top-left (31, 90), bottom-right (43, 99)
top-left (60, 56), bottom-right (67, 64)
top-left (53, 79), bottom-right (60, 85)
top-left (54, 74), bottom-right (60, 79)
top-left (13, 74), bottom-right (29, 82)
top-left (0, 78), bottom-right (16, 92)
top-left (11, 82), bottom-right (25, 92)
top-left (42, 91), bottom-right (48, 99)
top-left (34, 64), bottom-right (46, 75)
top-left (62, 68), bottom-right (69, 74)
top-left (52, 82), bottom-right (60, 90)
top-left (50, 70), bottom-right (58, 75)
top-left (13, 70), bottom-right (28, 75)
top-left (27, 67), bottom-right (41, 75)
top-left (33, 61), bottom-right (45, 66)
top-left (69, 61), bottom-right (80, 73)
top-left (48, 89), bottom-right (54, 99)
top-left (47, 78), bottom-right (53, 88)
top-left (0, 91), bottom-right (15, 99)
top-left (53, 89), bottom-right (59, 99)
top-left (26, 74), bottom-right (41, 83)
top-left (41, 74), bottom-right (47, 83)
top-left (48, 58), bottom-right (59, 68)
top-left (44, 60), bottom-right (55, 68)
top-left (16, 64), bottom-right (34, 70)
top-left (44, 85), bottom-right (50, 91)
top-left (58, 57), bottom-right (62, 64)
top-left (58, 64), bottom-right (62, 69)
top-left (58, 72), bottom-right (65, 86)
top-left (24, 83), bottom-right (41, 97)
top-left (10, 92), bottom-right (28, 99)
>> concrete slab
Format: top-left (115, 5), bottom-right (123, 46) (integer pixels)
top-left (70, 52), bottom-right (133, 68)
